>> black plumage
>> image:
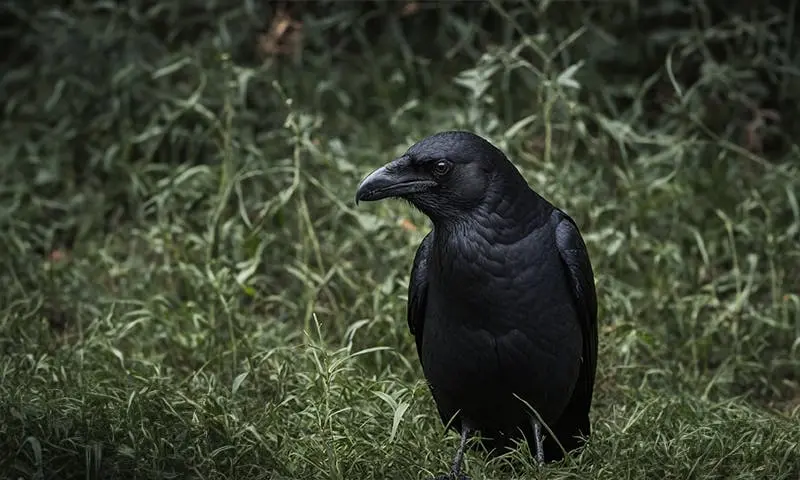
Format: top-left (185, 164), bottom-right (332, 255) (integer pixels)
top-left (355, 131), bottom-right (598, 478)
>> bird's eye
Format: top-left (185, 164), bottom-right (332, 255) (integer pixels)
top-left (432, 160), bottom-right (451, 178)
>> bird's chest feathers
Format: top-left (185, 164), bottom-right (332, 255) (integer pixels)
top-left (429, 231), bottom-right (552, 324)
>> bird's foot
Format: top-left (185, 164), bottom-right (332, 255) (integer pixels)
top-left (532, 418), bottom-right (545, 464)
top-left (432, 424), bottom-right (472, 480)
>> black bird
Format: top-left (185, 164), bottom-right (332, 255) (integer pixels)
top-left (355, 131), bottom-right (598, 479)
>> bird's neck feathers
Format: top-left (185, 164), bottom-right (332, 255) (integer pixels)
top-left (428, 173), bottom-right (553, 295)
top-left (434, 173), bottom-right (551, 242)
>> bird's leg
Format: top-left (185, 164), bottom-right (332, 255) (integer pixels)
top-left (531, 417), bottom-right (545, 464)
top-left (449, 423), bottom-right (472, 479)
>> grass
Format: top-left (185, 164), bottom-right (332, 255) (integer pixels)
top-left (1, 1), bottom-right (799, 479)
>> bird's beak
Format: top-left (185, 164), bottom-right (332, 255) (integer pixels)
top-left (355, 157), bottom-right (436, 204)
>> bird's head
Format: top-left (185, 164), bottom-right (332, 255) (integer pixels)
top-left (355, 131), bottom-right (521, 221)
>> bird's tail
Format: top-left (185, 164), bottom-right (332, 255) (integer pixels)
top-left (540, 394), bottom-right (591, 462)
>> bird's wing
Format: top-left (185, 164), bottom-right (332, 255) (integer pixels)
top-left (553, 210), bottom-right (598, 413)
top-left (407, 231), bottom-right (433, 361)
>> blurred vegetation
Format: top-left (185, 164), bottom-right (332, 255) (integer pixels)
top-left (1, 1), bottom-right (799, 479)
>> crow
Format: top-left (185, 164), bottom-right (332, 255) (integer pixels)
top-left (355, 131), bottom-right (598, 479)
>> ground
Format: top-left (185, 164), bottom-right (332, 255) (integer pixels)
top-left (1, 2), bottom-right (799, 479)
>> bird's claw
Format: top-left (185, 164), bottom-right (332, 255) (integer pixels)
top-left (430, 475), bottom-right (471, 480)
